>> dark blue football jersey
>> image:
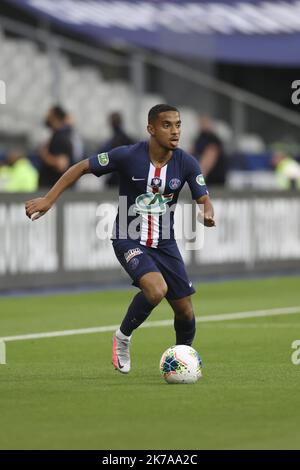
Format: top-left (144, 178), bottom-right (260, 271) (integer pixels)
top-left (89, 141), bottom-right (208, 248)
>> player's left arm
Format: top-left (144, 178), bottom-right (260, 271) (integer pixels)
top-left (185, 153), bottom-right (216, 228)
top-left (196, 194), bottom-right (216, 227)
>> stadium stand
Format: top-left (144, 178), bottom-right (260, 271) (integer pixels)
top-left (0, 29), bottom-right (264, 159)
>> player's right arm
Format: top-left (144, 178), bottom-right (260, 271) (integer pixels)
top-left (25, 158), bottom-right (91, 220)
top-left (25, 146), bottom-right (127, 220)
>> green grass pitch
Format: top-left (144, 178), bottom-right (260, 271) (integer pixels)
top-left (0, 276), bottom-right (300, 450)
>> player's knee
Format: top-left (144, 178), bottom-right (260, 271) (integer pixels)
top-left (175, 309), bottom-right (194, 321)
top-left (145, 282), bottom-right (168, 305)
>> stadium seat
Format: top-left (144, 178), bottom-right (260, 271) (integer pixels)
top-left (0, 29), bottom-right (268, 168)
top-left (236, 134), bottom-right (266, 154)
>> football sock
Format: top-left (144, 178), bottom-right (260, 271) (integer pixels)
top-left (174, 315), bottom-right (196, 346)
top-left (120, 291), bottom-right (156, 337)
top-left (116, 329), bottom-right (131, 341)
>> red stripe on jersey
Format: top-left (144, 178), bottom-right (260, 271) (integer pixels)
top-left (146, 167), bottom-right (161, 248)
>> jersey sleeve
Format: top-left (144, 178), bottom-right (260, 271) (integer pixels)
top-left (185, 155), bottom-right (209, 200)
top-left (88, 146), bottom-right (127, 177)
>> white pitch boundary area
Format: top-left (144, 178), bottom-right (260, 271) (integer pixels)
top-left (0, 306), bottom-right (300, 364)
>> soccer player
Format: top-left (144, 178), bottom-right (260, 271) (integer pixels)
top-left (25, 104), bottom-right (215, 374)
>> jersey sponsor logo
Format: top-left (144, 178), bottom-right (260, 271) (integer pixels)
top-left (169, 178), bottom-right (181, 190)
top-left (135, 192), bottom-right (174, 215)
top-left (97, 152), bottom-right (109, 166)
top-left (124, 247), bottom-right (143, 263)
top-left (151, 177), bottom-right (162, 188)
top-left (196, 174), bottom-right (206, 186)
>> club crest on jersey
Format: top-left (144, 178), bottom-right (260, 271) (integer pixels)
top-left (169, 178), bottom-right (181, 190)
top-left (97, 152), bottom-right (109, 166)
top-left (135, 192), bottom-right (174, 215)
top-left (151, 177), bottom-right (162, 188)
top-left (129, 258), bottom-right (139, 270)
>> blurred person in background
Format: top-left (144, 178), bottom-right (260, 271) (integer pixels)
top-left (97, 112), bottom-right (134, 188)
top-left (1, 150), bottom-right (38, 192)
top-left (272, 151), bottom-right (300, 190)
top-left (192, 115), bottom-right (227, 187)
top-left (65, 113), bottom-right (84, 163)
top-left (0, 155), bottom-right (11, 191)
top-left (39, 105), bottom-right (74, 189)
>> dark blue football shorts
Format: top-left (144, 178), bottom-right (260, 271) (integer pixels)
top-left (112, 239), bottom-right (196, 301)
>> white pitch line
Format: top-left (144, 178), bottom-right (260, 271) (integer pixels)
top-left (0, 340), bottom-right (6, 364)
top-left (200, 322), bottom-right (300, 329)
top-left (1, 306), bottom-right (300, 343)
